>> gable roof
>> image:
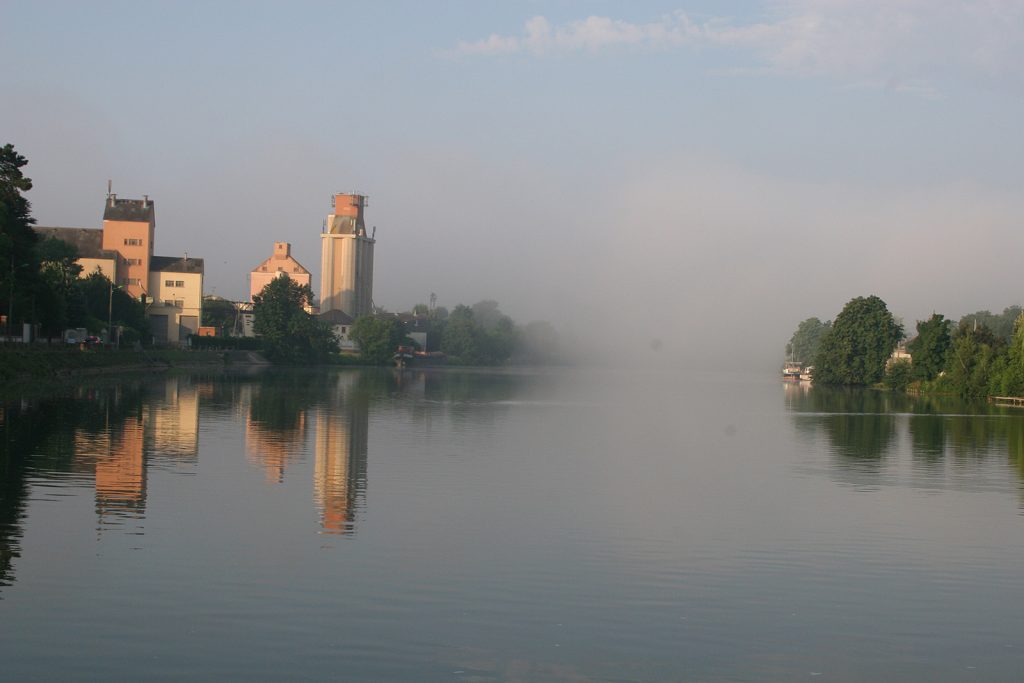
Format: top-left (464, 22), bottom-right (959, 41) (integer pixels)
top-left (252, 254), bottom-right (311, 275)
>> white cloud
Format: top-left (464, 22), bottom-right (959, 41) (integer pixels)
top-left (452, 11), bottom-right (701, 56)
top-left (450, 2), bottom-right (1024, 93)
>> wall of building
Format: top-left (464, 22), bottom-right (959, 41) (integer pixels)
top-left (320, 233), bottom-right (374, 318)
top-left (102, 219), bottom-right (153, 299)
top-left (147, 270), bottom-right (203, 345)
top-left (78, 257), bottom-right (117, 280)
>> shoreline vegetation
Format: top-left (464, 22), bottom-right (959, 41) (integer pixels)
top-left (787, 295), bottom-right (1024, 401)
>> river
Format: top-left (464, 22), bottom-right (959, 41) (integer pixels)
top-left (2, 368), bottom-right (1023, 681)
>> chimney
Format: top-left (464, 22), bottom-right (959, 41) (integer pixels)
top-left (143, 195), bottom-right (149, 208)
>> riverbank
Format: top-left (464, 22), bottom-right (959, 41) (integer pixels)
top-left (0, 345), bottom-right (254, 384)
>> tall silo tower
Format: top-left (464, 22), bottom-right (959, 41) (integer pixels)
top-left (320, 193), bottom-right (375, 318)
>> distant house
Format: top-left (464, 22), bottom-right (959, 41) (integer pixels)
top-left (319, 309), bottom-right (357, 351)
top-left (250, 242), bottom-right (313, 312)
top-left (888, 344), bottom-right (912, 367)
top-left (395, 312), bottom-right (432, 350)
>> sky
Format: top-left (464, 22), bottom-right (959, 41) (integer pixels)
top-left (3, 1), bottom-right (1023, 367)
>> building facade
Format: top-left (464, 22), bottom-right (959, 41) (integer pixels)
top-left (148, 256), bottom-right (204, 345)
top-left (320, 193), bottom-right (374, 319)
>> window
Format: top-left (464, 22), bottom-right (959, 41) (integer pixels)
top-left (165, 280), bottom-right (174, 287)
top-left (175, 280), bottom-right (184, 288)
top-left (126, 258), bottom-right (142, 266)
top-left (122, 278), bottom-right (140, 286)
top-left (123, 238), bottom-right (142, 246)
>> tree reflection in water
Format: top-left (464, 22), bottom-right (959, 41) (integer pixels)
top-left (786, 383), bottom-right (1024, 499)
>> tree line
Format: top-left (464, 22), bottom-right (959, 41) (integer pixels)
top-left (348, 299), bottom-right (562, 366)
top-left (787, 295), bottom-right (1024, 398)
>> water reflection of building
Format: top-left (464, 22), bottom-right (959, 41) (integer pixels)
top-left (314, 373), bottom-right (369, 534)
top-left (243, 382), bottom-right (309, 483)
top-left (146, 376), bottom-right (200, 459)
top-left (93, 417), bottom-right (147, 517)
top-left (78, 378), bottom-right (201, 522)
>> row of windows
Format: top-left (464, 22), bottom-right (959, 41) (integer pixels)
top-left (164, 280), bottom-right (186, 288)
top-left (124, 257), bottom-right (142, 266)
top-left (259, 266), bottom-right (303, 273)
top-left (123, 238), bottom-right (143, 246)
top-left (162, 300), bottom-right (184, 308)
top-left (120, 278), bottom-right (141, 286)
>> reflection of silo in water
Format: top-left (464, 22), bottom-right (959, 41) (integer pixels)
top-left (314, 374), bottom-right (369, 534)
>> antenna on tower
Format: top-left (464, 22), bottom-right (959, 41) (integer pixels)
top-left (107, 179), bottom-right (112, 196)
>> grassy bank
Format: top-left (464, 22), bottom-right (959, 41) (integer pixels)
top-left (0, 345), bottom-right (233, 383)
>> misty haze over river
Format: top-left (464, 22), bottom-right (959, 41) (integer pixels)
top-left (2, 367), bottom-right (1024, 681)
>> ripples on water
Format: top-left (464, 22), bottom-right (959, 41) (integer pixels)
top-left (1, 369), bottom-right (1023, 681)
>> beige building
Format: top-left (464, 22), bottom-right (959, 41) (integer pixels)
top-left (148, 256), bottom-right (204, 345)
top-left (250, 241), bottom-right (312, 302)
top-left (320, 193), bottom-right (374, 319)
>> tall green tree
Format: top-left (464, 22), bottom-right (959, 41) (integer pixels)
top-left (785, 317), bottom-right (831, 363)
top-left (201, 296), bottom-right (238, 335)
top-left (991, 313), bottom-right (1024, 396)
top-left (813, 295), bottom-right (903, 386)
top-left (441, 305), bottom-right (482, 363)
top-left (74, 271), bottom-right (149, 343)
top-left (253, 276), bottom-right (337, 363)
top-left (1, 144), bottom-right (41, 333)
top-left (349, 315), bottom-right (406, 365)
top-left (35, 237), bottom-right (83, 335)
top-left (906, 313), bottom-right (951, 381)
top-left (944, 322), bottom-right (1001, 398)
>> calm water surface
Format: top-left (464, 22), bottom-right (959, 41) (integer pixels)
top-left (2, 368), bottom-right (1024, 681)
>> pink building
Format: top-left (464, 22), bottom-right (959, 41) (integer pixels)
top-left (249, 242), bottom-right (312, 302)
